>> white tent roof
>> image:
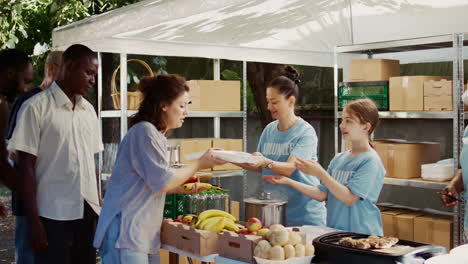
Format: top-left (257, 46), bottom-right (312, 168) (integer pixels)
top-left (52, 0), bottom-right (468, 67)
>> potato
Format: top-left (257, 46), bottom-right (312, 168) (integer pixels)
top-left (254, 240), bottom-right (271, 259)
top-left (305, 243), bottom-right (315, 256)
top-left (287, 231), bottom-right (301, 246)
top-left (269, 245), bottom-right (285, 260)
top-left (295, 244), bottom-right (305, 257)
top-left (269, 230), bottom-right (289, 246)
top-left (284, 244), bottom-right (295, 259)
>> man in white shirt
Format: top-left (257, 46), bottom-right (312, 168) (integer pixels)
top-left (8, 44), bottom-right (103, 264)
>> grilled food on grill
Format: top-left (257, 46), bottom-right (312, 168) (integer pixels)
top-left (338, 236), bottom-right (399, 250)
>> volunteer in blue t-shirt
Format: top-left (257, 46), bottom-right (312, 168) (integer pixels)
top-left (265, 99), bottom-right (385, 235)
top-left (238, 65), bottom-right (326, 226)
top-left (441, 127), bottom-right (468, 243)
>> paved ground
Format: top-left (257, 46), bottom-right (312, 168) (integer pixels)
top-left (0, 187), bottom-right (14, 264)
top-left (0, 187), bottom-right (103, 264)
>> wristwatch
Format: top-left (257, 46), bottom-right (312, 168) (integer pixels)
top-left (266, 160), bottom-right (274, 169)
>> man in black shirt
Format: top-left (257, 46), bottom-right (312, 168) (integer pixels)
top-left (6, 50), bottom-right (62, 264)
top-left (0, 49), bottom-right (33, 217)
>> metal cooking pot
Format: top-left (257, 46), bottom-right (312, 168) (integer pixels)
top-left (244, 192), bottom-right (287, 226)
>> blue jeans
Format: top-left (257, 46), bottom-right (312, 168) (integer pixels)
top-left (15, 215), bottom-right (36, 264)
top-left (100, 214), bottom-right (160, 264)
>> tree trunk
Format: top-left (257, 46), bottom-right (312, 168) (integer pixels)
top-left (247, 62), bottom-right (285, 128)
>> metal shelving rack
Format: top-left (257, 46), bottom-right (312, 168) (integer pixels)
top-left (334, 33), bottom-right (465, 246)
top-left (96, 54), bottom-right (248, 200)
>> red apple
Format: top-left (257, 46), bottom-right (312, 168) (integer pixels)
top-left (238, 228), bottom-right (249, 234)
top-left (246, 217), bottom-right (263, 232)
top-left (184, 175), bottom-right (198, 184)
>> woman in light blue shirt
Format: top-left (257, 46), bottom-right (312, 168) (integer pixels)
top-left (265, 99), bottom-right (385, 235)
top-left (239, 66), bottom-right (326, 226)
top-left (93, 75), bottom-right (222, 264)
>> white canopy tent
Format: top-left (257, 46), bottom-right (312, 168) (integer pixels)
top-left (52, 0), bottom-right (468, 67)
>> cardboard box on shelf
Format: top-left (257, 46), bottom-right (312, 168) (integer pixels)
top-left (414, 214), bottom-right (453, 250)
top-left (374, 140), bottom-right (441, 179)
top-left (161, 221), bottom-right (219, 257)
top-left (389, 76), bottom-right (451, 111)
top-left (395, 211), bottom-right (425, 241)
top-left (381, 209), bottom-right (407, 237)
top-left (218, 232), bottom-right (263, 263)
top-left (349, 59), bottom-right (400, 82)
top-left (212, 139), bottom-right (243, 171)
top-left (187, 80), bottom-right (241, 111)
top-left (424, 96), bottom-right (452, 111)
top-left (177, 138), bottom-right (213, 171)
top-left (424, 79), bottom-right (452, 96)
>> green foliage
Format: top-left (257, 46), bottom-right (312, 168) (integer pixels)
top-left (0, 0), bottom-right (141, 86)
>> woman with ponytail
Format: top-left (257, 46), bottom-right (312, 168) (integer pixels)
top-left (239, 65), bottom-right (326, 227)
top-left (265, 98), bottom-right (385, 235)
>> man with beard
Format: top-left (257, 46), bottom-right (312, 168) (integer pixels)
top-left (8, 44), bottom-right (102, 264)
top-left (0, 49), bottom-right (33, 217)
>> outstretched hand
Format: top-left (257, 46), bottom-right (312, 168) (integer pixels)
top-left (295, 157), bottom-right (327, 178)
top-left (263, 175), bottom-right (290, 186)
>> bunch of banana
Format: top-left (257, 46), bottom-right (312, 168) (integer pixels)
top-left (182, 183), bottom-right (222, 192)
top-left (195, 209), bottom-right (239, 233)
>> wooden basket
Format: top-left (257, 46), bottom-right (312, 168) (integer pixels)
top-left (111, 59), bottom-right (154, 110)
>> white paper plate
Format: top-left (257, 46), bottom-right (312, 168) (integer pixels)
top-left (425, 254), bottom-right (466, 264)
top-left (185, 150), bottom-right (263, 164)
top-left (253, 256), bottom-right (314, 264)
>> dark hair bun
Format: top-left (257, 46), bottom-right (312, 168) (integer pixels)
top-left (284, 65), bottom-right (300, 85)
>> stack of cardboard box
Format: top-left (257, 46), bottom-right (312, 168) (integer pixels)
top-left (346, 140), bottom-right (441, 179)
top-left (381, 208), bottom-right (452, 250)
top-left (423, 79), bottom-right (453, 111)
top-left (389, 76), bottom-right (451, 111)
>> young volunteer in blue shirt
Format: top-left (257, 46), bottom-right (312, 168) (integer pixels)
top-left (265, 99), bottom-right (385, 235)
top-left (239, 66), bottom-right (326, 226)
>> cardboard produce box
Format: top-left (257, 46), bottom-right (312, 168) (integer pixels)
top-left (212, 139), bottom-right (243, 171)
top-left (381, 209), bottom-right (407, 237)
top-left (374, 140), bottom-right (441, 179)
top-left (424, 79), bottom-right (452, 96)
top-left (389, 76), bottom-right (451, 111)
top-left (395, 211), bottom-right (425, 241)
top-left (161, 221), bottom-right (219, 256)
top-left (424, 96), bottom-right (452, 111)
top-left (187, 80), bottom-right (240, 111)
top-left (218, 232), bottom-right (263, 263)
top-left (349, 59), bottom-right (400, 82)
top-left (414, 214), bottom-right (453, 250)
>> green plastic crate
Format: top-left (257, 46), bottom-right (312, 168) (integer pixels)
top-left (338, 81), bottom-right (389, 110)
top-left (339, 95), bottom-right (389, 110)
top-left (163, 193), bottom-right (185, 219)
top-left (339, 81), bottom-right (389, 97)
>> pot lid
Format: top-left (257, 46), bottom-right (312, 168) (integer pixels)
top-left (244, 197), bottom-right (287, 205)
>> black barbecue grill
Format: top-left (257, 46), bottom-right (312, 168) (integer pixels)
top-left (312, 231), bottom-right (446, 264)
